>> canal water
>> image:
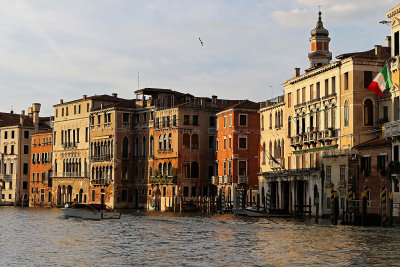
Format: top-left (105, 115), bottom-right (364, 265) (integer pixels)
top-left (1, 207), bottom-right (400, 266)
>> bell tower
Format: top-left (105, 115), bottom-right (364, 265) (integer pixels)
top-left (308, 11), bottom-right (332, 68)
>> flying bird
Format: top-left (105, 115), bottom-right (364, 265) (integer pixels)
top-left (199, 37), bottom-right (204, 46)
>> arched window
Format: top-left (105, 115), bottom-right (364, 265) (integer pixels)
top-left (261, 115), bottom-right (264, 130)
top-left (149, 135), bottom-right (154, 156)
top-left (191, 134), bottom-right (199, 149)
top-left (135, 137), bottom-right (139, 156)
top-left (364, 99), bottom-right (373, 126)
top-left (158, 135), bottom-right (163, 150)
top-left (269, 141), bottom-right (272, 157)
top-left (288, 116), bottom-right (292, 137)
top-left (182, 161), bottom-right (190, 178)
top-left (183, 133), bottom-right (190, 149)
top-left (163, 162), bottom-right (167, 176)
top-left (163, 134), bottom-right (167, 150)
top-left (168, 162), bottom-right (172, 176)
top-left (270, 112), bottom-right (272, 129)
top-left (122, 137), bottom-right (129, 158)
top-left (158, 163), bottom-right (163, 175)
top-left (191, 161), bottom-right (199, 178)
top-left (168, 133), bottom-right (172, 150)
top-left (344, 101), bottom-right (349, 126)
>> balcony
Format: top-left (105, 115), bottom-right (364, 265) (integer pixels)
top-left (52, 172), bottom-right (90, 178)
top-left (269, 158), bottom-right (284, 169)
top-left (91, 178), bottom-right (110, 186)
top-left (322, 148), bottom-right (355, 158)
top-left (322, 93), bottom-right (337, 100)
top-left (149, 176), bottom-right (177, 185)
top-left (0, 174), bottom-right (12, 182)
top-left (290, 135), bottom-right (303, 148)
top-left (238, 176), bottom-right (248, 184)
top-left (63, 142), bottom-right (77, 149)
top-left (224, 175), bottom-right (232, 184)
top-left (385, 120), bottom-right (400, 139)
top-left (91, 154), bottom-right (113, 162)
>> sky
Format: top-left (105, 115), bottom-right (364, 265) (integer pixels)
top-left (0, 0), bottom-right (397, 116)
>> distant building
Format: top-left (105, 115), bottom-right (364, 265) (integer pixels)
top-left (29, 130), bottom-right (53, 207)
top-left (0, 104), bottom-right (51, 205)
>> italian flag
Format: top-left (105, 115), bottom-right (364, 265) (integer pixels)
top-left (367, 65), bottom-right (392, 97)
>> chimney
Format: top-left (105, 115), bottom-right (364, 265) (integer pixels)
top-left (386, 36), bottom-right (392, 48)
top-left (32, 103), bottom-right (41, 129)
top-left (295, 68), bottom-right (300, 77)
top-left (112, 93), bottom-right (118, 98)
top-left (20, 116), bottom-right (24, 126)
top-left (21, 110), bottom-right (25, 116)
top-left (60, 99), bottom-right (63, 104)
top-left (28, 107), bottom-right (33, 118)
top-left (212, 95), bottom-right (217, 105)
top-left (83, 95), bottom-right (87, 100)
top-left (375, 45), bottom-right (383, 58)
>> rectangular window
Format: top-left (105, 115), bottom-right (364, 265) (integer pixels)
top-left (4, 131), bottom-right (7, 139)
top-left (332, 76), bottom-right (336, 94)
top-left (85, 127), bottom-right (89, 142)
top-left (24, 145), bottom-right (29, 154)
top-left (223, 161), bottom-right (226, 176)
top-left (377, 154), bottom-right (388, 175)
top-left (302, 87), bottom-right (305, 103)
top-left (55, 109), bottom-right (58, 118)
top-left (9, 181), bottom-right (12, 189)
top-left (166, 116), bottom-right (170, 127)
top-left (395, 31), bottom-right (399, 56)
top-left (173, 115), bottom-right (177, 126)
top-left (238, 136), bottom-right (247, 149)
top-left (326, 166), bottom-right (331, 184)
top-left (209, 116), bottom-right (216, 127)
top-left (192, 115), bottom-right (199, 126)
top-left (66, 107), bottom-right (69, 116)
top-left (4, 146), bottom-right (7, 154)
top-left (32, 173), bottom-right (35, 183)
top-left (238, 160), bottom-right (247, 176)
top-left (340, 165), bottom-right (345, 181)
top-left (361, 156), bottom-right (371, 175)
top-left (344, 72), bottom-right (349, 90)
top-left (10, 145), bottom-right (14, 154)
top-left (364, 71), bottom-right (373, 88)
top-left (296, 89), bottom-right (300, 104)
top-left (78, 104), bottom-right (81, 114)
top-left (239, 114), bottom-right (247, 126)
top-left (40, 189), bottom-right (44, 201)
top-left (208, 136), bottom-right (215, 149)
top-left (229, 114), bottom-right (232, 127)
top-left (23, 163), bottom-right (28, 175)
top-left (383, 106), bottom-right (389, 122)
top-left (184, 115), bottom-right (190, 125)
top-left (310, 84), bottom-right (314, 100)
top-left (23, 181), bottom-right (28, 190)
top-left (87, 103), bottom-right (90, 112)
top-left (183, 186), bottom-right (189, 197)
top-left (122, 113), bottom-right (130, 122)
top-left (77, 128), bottom-right (80, 143)
top-left (316, 82), bottom-right (320, 98)
top-left (24, 131), bottom-right (29, 139)
top-left (11, 131), bottom-right (14, 139)
top-left (223, 137), bottom-right (226, 150)
top-left (74, 105), bottom-right (76, 114)
top-left (394, 145), bottom-right (398, 162)
top-left (228, 160), bottom-right (232, 175)
top-left (121, 190), bottom-right (127, 202)
top-left (229, 136), bottom-right (232, 149)
top-left (326, 197), bottom-right (331, 210)
top-left (223, 116), bottom-right (227, 128)
top-left (92, 190), bottom-right (96, 201)
top-left (62, 108), bottom-right (64, 116)
top-left (288, 92), bottom-right (292, 107)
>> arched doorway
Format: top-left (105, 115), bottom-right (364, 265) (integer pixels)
top-left (57, 185), bottom-right (61, 206)
top-left (154, 188), bottom-right (161, 210)
top-left (79, 188), bottom-right (83, 203)
top-left (67, 185), bottom-right (73, 202)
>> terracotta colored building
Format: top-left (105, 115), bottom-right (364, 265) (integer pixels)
top-left (29, 130), bottom-right (53, 207)
top-left (214, 100), bottom-right (260, 207)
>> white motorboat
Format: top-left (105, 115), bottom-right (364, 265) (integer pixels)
top-left (61, 203), bottom-right (121, 220)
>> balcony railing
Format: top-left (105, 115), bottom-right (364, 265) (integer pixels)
top-left (269, 158), bottom-right (284, 169)
top-left (91, 154), bottom-right (113, 162)
top-left (238, 176), bottom-right (248, 184)
top-left (0, 174), bottom-right (13, 181)
top-left (52, 172), bottom-right (90, 178)
top-left (224, 175), bottom-right (232, 184)
top-left (149, 176), bottom-right (177, 185)
top-left (91, 178), bottom-right (110, 186)
top-left (322, 148), bottom-right (355, 158)
top-left (63, 142), bottom-right (77, 149)
top-left (385, 120), bottom-right (400, 138)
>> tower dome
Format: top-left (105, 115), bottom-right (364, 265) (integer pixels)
top-left (308, 11), bottom-right (332, 68)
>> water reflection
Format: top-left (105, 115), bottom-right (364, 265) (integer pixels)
top-left (0, 207), bottom-right (399, 266)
